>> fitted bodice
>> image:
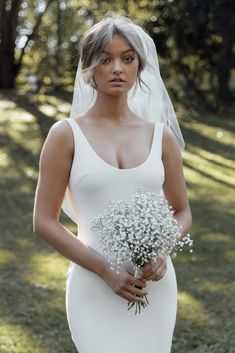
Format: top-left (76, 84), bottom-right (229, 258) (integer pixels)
top-left (62, 118), bottom-right (165, 253)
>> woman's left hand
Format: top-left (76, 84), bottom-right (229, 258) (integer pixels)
top-left (138, 256), bottom-right (168, 282)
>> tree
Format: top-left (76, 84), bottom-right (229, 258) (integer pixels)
top-left (0, 0), bottom-right (234, 110)
top-left (0, 0), bottom-right (55, 89)
top-left (147, 0), bottom-right (235, 108)
top-left (0, 0), bottom-right (22, 88)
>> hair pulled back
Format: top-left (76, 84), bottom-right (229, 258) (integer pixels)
top-left (80, 13), bottom-right (147, 89)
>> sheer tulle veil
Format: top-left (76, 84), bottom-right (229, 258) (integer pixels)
top-left (62, 15), bottom-right (185, 223)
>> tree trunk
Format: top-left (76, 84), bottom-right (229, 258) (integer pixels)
top-left (0, 0), bottom-right (56, 89)
top-left (214, 1), bottom-right (235, 106)
top-left (0, 0), bottom-right (22, 88)
top-left (216, 35), bottom-right (233, 105)
top-left (55, 0), bottom-right (62, 82)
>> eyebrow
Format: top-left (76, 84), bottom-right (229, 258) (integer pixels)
top-left (100, 49), bottom-right (136, 54)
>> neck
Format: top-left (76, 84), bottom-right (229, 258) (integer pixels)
top-left (89, 90), bottom-right (132, 123)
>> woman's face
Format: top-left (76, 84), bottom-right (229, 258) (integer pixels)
top-left (93, 35), bottom-right (139, 96)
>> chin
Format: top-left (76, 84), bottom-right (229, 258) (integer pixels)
top-left (102, 84), bottom-right (134, 96)
top-left (110, 91), bottom-right (130, 98)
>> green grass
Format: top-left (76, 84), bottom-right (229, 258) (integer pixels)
top-left (0, 90), bottom-right (234, 353)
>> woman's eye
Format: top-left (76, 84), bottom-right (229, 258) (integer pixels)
top-left (99, 58), bottom-right (110, 64)
top-left (123, 56), bottom-right (135, 63)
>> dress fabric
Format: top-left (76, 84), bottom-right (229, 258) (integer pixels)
top-left (64, 118), bottom-right (177, 353)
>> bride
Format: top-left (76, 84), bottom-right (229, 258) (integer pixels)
top-left (33, 13), bottom-right (192, 353)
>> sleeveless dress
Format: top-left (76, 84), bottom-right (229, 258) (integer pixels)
top-left (64, 118), bottom-right (177, 353)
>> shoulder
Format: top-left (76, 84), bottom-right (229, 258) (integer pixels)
top-left (47, 119), bottom-right (73, 144)
top-left (49, 119), bottom-right (72, 139)
top-left (43, 119), bottom-right (74, 154)
top-left (162, 125), bottom-right (181, 159)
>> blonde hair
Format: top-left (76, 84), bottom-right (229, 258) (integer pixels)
top-left (80, 13), bottom-right (148, 89)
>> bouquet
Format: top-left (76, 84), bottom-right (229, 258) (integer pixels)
top-left (90, 186), bottom-right (193, 314)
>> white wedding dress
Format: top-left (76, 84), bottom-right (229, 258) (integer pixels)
top-left (64, 118), bottom-right (177, 353)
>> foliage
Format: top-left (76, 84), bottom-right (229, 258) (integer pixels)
top-left (0, 0), bottom-right (234, 110)
top-left (0, 90), bottom-right (234, 352)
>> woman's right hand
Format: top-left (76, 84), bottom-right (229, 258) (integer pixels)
top-left (102, 265), bottom-right (148, 303)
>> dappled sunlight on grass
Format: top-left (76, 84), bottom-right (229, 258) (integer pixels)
top-left (203, 233), bottom-right (234, 243)
top-left (223, 250), bottom-right (235, 261)
top-left (178, 291), bottom-right (215, 325)
top-left (0, 99), bottom-right (17, 110)
top-left (23, 253), bottom-right (69, 290)
top-left (0, 323), bottom-right (50, 353)
top-left (0, 151), bottom-right (10, 168)
top-left (36, 92), bottom-right (72, 107)
top-left (1, 118), bottom-right (41, 153)
top-left (0, 107), bottom-right (35, 126)
top-left (2, 91), bottom-right (104, 352)
top-left (199, 280), bottom-right (235, 294)
top-left (194, 148), bottom-right (235, 171)
top-left (183, 148), bottom-right (235, 189)
top-left (0, 112), bottom-right (41, 190)
top-left (1, 90), bottom-right (234, 352)
top-left (36, 93), bottom-right (71, 120)
top-left (38, 101), bottom-right (70, 119)
top-left (0, 250), bottom-right (15, 265)
top-left (183, 119), bottom-right (235, 147)
top-left (39, 104), bottom-right (58, 117)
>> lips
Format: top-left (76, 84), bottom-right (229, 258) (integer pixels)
top-left (109, 78), bottom-right (125, 82)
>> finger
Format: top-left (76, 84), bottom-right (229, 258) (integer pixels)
top-left (146, 263), bottom-right (167, 281)
top-left (144, 272), bottom-right (156, 281)
top-left (141, 264), bottom-right (159, 280)
top-left (140, 257), bottom-right (166, 278)
top-left (154, 259), bottom-right (166, 273)
top-left (148, 258), bottom-right (167, 277)
top-left (137, 262), bottom-right (154, 277)
top-left (138, 258), bottom-right (167, 280)
top-left (131, 277), bottom-right (147, 288)
top-left (141, 262), bottom-right (153, 272)
top-left (128, 285), bottom-right (148, 298)
top-left (154, 265), bottom-right (166, 277)
top-left (122, 290), bottom-right (145, 303)
top-left (145, 271), bottom-right (159, 281)
top-left (139, 260), bottom-right (156, 274)
top-left (152, 267), bottom-right (167, 281)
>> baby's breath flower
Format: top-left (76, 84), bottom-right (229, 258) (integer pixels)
top-left (90, 186), bottom-right (193, 314)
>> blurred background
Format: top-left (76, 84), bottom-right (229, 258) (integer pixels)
top-left (0, 1), bottom-right (234, 353)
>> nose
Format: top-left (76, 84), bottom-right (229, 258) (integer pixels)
top-left (112, 59), bottom-right (123, 74)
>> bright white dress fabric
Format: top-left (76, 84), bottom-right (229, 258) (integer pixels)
top-left (64, 118), bottom-right (177, 353)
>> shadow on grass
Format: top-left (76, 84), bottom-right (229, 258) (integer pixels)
top-left (195, 152), bottom-right (235, 173)
top-left (50, 87), bottom-right (73, 103)
top-left (0, 129), bottom-right (38, 176)
top-left (4, 91), bottom-right (57, 140)
top-left (0, 173), bottom-right (76, 352)
top-left (184, 160), bottom-right (234, 189)
top-left (0, 90), bottom-right (235, 353)
top-left (181, 123), bottom-right (235, 161)
top-left (191, 112), bottom-right (235, 134)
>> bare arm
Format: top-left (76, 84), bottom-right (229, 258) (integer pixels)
top-left (162, 126), bottom-right (192, 239)
top-left (33, 120), bottom-right (146, 302)
top-left (136, 126), bottom-right (193, 283)
top-left (33, 120), bottom-right (109, 278)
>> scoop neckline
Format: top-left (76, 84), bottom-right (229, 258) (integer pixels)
top-left (72, 119), bottom-right (158, 172)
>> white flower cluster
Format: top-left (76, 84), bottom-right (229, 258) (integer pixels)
top-left (90, 186), bottom-right (193, 272)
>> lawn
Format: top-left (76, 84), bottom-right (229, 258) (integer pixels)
top-left (0, 90), bottom-right (234, 353)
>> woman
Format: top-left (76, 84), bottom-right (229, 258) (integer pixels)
top-left (33, 14), bottom-right (192, 353)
